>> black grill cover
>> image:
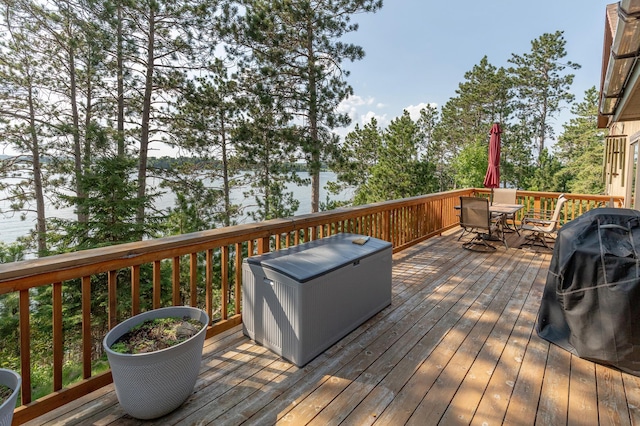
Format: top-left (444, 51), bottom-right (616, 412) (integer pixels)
top-left (536, 208), bottom-right (640, 376)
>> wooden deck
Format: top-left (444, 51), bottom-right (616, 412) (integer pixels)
top-left (24, 229), bottom-right (640, 426)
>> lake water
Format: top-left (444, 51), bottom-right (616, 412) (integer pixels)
top-left (0, 171), bottom-right (352, 244)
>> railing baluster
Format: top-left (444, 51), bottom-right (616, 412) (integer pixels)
top-left (190, 253), bottom-right (197, 307)
top-left (235, 243), bottom-right (242, 315)
top-left (221, 246), bottom-right (229, 321)
top-left (82, 276), bottom-right (91, 379)
top-left (172, 256), bottom-right (180, 306)
top-left (131, 265), bottom-right (140, 316)
top-left (53, 282), bottom-right (63, 391)
top-left (153, 260), bottom-right (161, 309)
top-left (19, 288), bottom-right (31, 404)
top-left (206, 249), bottom-right (213, 324)
top-left (258, 237), bottom-right (269, 254)
top-left (108, 270), bottom-right (117, 330)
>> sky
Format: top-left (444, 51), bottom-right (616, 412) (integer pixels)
top-left (334, 0), bottom-right (612, 143)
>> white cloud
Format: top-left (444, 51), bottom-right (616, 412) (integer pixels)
top-left (337, 95), bottom-right (375, 119)
top-left (361, 111), bottom-right (388, 127)
top-left (404, 102), bottom-right (438, 121)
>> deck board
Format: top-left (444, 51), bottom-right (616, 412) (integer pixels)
top-left (567, 355), bottom-right (598, 426)
top-left (24, 229), bottom-right (640, 426)
top-left (438, 255), bottom-right (543, 425)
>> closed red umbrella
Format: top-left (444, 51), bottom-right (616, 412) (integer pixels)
top-left (483, 123), bottom-right (501, 203)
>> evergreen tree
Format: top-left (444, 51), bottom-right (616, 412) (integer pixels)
top-left (329, 117), bottom-right (382, 202)
top-left (164, 63), bottom-right (242, 230)
top-left (0, 0), bottom-right (53, 256)
top-left (416, 105), bottom-right (451, 190)
top-left (554, 86), bottom-right (606, 195)
top-left (49, 155), bottom-right (153, 250)
top-left (117, 0), bottom-right (220, 230)
top-left (434, 56), bottom-right (513, 188)
top-left (234, 79), bottom-right (301, 221)
top-left (526, 148), bottom-right (564, 192)
top-left (30, 0), bottom-right (116, 251)
top-left (509, 31), bottom-right (580, 164)
top-left (416, 104), bottom-right (439, 162)
top-left (230, 0), bottom-right (382, 213)
top-left (359, 111), bottom-right (435, 203)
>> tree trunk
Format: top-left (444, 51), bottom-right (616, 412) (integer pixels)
top-left (264, 134), bottom-right (271, 218)
top-left (27, 85), bottom-right (47, 256)
top-left (67, 38), bottom-right (88, 225)
top-left (136, 7), bottom-right (155, 230)
top-left (538, 95), bottom-right (549, 164)
top-left (116, 2), bottom-right (125, 157)
top-left (307, 22), bottom-right (320, 213)
top-left (84, 62), bottom-right (93, 167)
top-left (220, 113), bottom-right (230, 227)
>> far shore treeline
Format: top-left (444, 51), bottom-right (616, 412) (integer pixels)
top-left (0, 0), bottom-right (605, 399)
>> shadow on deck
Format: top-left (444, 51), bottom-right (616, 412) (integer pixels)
top-left (25, 229), bottom-right (640, 425)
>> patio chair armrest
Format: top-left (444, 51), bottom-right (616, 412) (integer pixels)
top-left (522, 208), bottom-right (555, 220)
top-left (521, 217), bottom-right (557, 226)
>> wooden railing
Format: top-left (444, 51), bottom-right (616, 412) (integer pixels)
top-left (2, 188), bottom-right (471, 424)
top-left (0, 189), bottom-right (625, 423)
top-left (475, 189), bottom-right (625, 224)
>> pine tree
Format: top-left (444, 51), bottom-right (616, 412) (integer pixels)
top-left (51, 155), bottom-right (152, 250)
top-left (330, 117), bottom-right (382, 198)
top-left (554, 87), bottom-right (606, 194)
top-left (230, 0), bottom-right (382, 213)
top-left (164, 63), bottom-right (242, 230)
top-left (359, 111), bottom-right (435, 203)
top-left (117, 0), bottom-right (220, 230)
top-left (434, 56), bottom-right (513, 189)
top-left (234, 79), bottom-right (301, 221)
top-left (0, 0), bottom-right (53, 256)
top-left (509, 31), bottom-right (580, 164)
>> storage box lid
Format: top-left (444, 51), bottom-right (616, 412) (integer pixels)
top-left (245, 233), bottom-right (391, 283)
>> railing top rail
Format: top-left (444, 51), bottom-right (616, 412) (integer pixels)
top-left (475, 188), bottom-right (625, 203)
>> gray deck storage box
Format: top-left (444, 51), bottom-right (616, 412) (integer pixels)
top-left (242, 233), bottom-right (392, 366)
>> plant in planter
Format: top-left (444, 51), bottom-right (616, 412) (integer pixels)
top-left (0, 369), bottom-right (21, 426)
top-left (103, 306), bottom-right (209, 420)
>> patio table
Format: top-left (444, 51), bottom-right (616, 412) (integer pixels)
top-left (489, 203), bottom-right (524, 233)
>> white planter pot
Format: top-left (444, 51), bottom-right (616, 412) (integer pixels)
top-left (103, 306), bottom-right (209, 420)
top-left (0, 369), bottom-right (21, 426)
